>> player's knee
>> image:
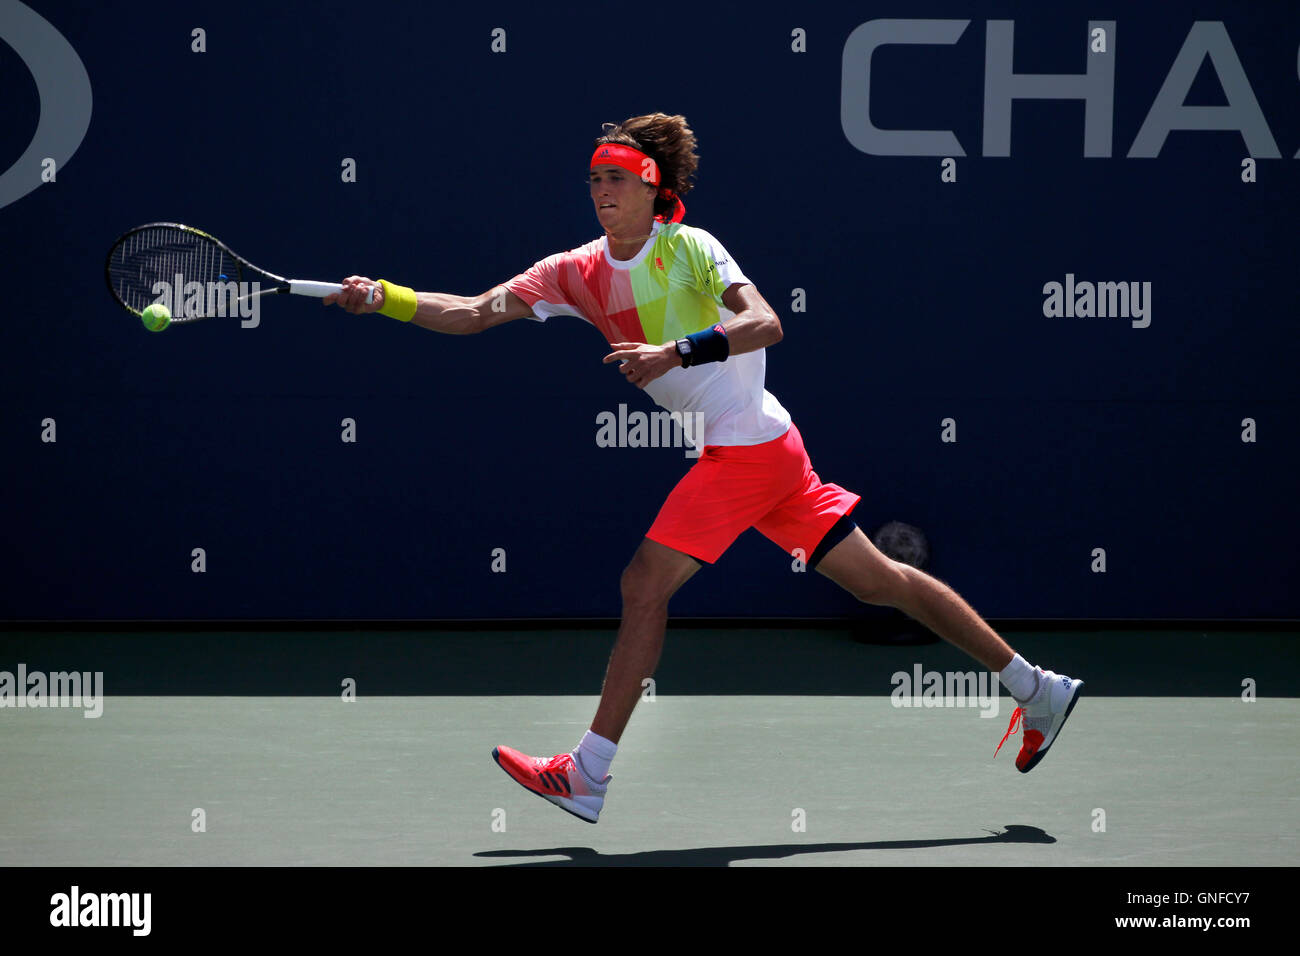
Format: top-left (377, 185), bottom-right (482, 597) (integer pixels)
top-left (850, 560), bottom-right (912, 607)
top-left (620, 561), bottom-right (672, 613)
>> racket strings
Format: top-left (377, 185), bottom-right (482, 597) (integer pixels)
top-left (107, 226), bottom-right (242, 320)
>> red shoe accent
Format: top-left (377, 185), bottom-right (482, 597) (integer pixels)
top-left (496, 747), bottom-right (576, 797)
top-left (493, 745), bottom-right (606, 823)
top-left (1017, 730), bottom-right (1045, 771)
top-left (995, 707), bottom-right (1023, 757)
top-left (535, 754), bottom-right (576, 795)
top-left (994, 706), bottom-right (1046, 770)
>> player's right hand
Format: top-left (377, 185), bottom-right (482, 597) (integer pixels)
top-left (325, 275), bottom-right (383, 314)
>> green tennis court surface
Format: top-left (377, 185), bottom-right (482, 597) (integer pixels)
top-left (1, 626), bottom-right (1295, 866)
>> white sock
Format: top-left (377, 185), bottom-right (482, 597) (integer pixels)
top-left (999, 654), bottom-right (1041, 704)
top-left (574, 730), bottom-right (617, 784)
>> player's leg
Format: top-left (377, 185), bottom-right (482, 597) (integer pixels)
top-left (493, 438), bottom-right (778, 820)
top-left (492, 537), bottom-right (700, 823)
top-left (813, 527), bottom-right (1014, 672)
top-left (812, 527), bottom-right (1083, 771)
top-left (577, 443), bottom-right (783, 767)
top-left (752, 423), bottom-right (1012, 668)
top-left (590, 537), bottom-right (701, 743)
top-left (750, 423), bottom-right (1082, 773)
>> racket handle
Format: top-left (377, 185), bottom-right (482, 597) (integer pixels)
top-left (290, 280), bottom-right (376, 304)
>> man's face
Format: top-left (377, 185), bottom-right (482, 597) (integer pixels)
top-left (589, 164), bottom-right (657, 232)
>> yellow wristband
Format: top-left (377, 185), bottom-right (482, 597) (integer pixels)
top-left (377, 280), bottom-right (418, 322)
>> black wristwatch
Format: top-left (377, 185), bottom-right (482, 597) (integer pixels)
top-left (675, 338), bottom-right (693, 368)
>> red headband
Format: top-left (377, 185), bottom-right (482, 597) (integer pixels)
top-left (590, 143), bottom-right (686, 223)
top-left (591, 143), bottom-right (658, 183)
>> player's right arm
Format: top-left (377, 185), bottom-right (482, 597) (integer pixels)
top-left (326, 277), bottom-right (533, 334)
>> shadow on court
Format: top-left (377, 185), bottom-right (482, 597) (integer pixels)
top-left (474, 824), bottom-right (1054, 866)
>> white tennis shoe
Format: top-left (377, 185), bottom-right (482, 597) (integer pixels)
top-left (995, 669), bottom-right (1084, 772)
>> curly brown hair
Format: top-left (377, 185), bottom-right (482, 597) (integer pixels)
top-left (594, 113), bottom-right (698, 220)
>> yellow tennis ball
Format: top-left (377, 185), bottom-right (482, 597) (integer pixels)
top-left (141, 303), bottom-right (171, 332)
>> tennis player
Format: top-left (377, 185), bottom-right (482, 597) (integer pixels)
top-left (327, 113), bottom-right (1083, 824)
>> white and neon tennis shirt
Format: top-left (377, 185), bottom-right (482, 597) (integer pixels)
top-left (503, 220), bottom-right (792, 448)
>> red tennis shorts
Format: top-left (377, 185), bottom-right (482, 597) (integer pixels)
top-left (646, 422), bottom-right (860, 564)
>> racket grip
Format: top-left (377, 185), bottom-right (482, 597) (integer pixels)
top-left (291, 280), bottom-right (375, 304)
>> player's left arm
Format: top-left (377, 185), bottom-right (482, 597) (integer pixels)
top-left (717, 282), bottom-right (783, 355)
top-left (604, 283), bottom-right (784, 388)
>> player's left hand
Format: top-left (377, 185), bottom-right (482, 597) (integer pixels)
top-left (603, 342), bottom-right (681, 389)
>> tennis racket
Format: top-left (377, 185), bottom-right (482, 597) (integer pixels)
top-left (105, 222), bottom-right (372, 323)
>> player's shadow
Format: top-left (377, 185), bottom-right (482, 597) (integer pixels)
top-left (474, 823), bottom-right (1053, 867)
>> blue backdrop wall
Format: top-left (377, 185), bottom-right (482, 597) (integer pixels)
top-left (2, 0), bottom-right (1296, 621)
